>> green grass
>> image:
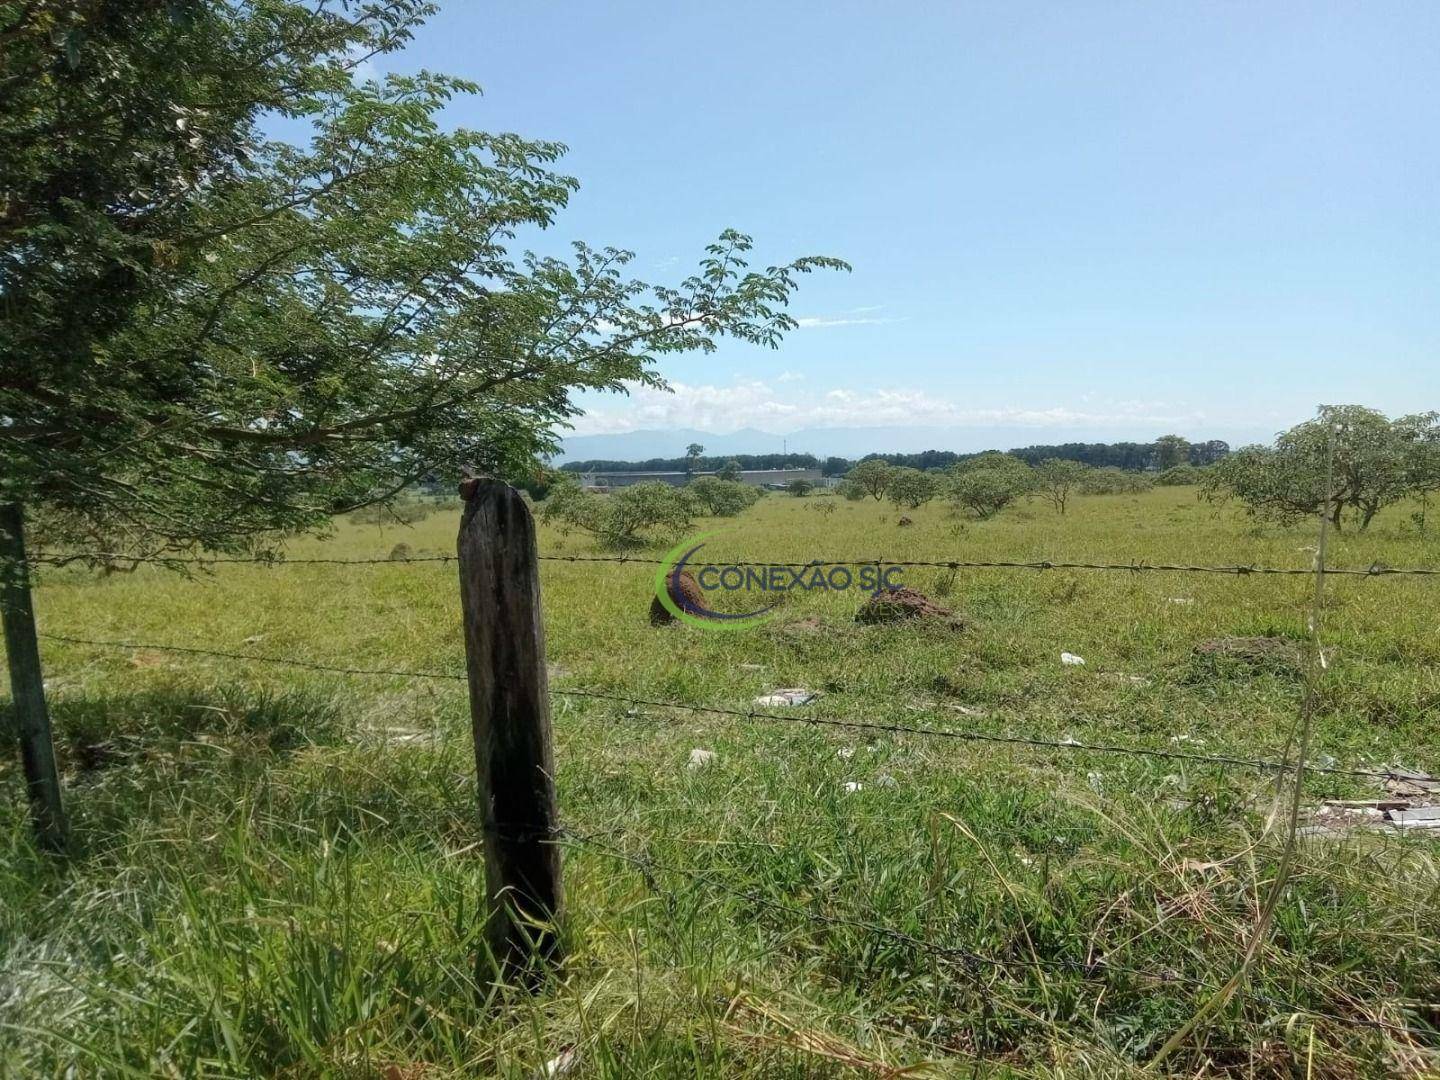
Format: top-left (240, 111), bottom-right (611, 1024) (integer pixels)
top-left (3, 488), bottom-right (1439, 1077)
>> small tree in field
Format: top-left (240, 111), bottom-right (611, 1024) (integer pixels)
top-left (946, 455), bottom-right (1034, 519)
top-left (887, 467), bottom-right (939, 510)
top-left (688, 476), bottom-right (759, 516)
top-left (1205, 406), bottom-right (1434, 531)
top-left (846, 460), bottom-right (894, 501)
top-left (542, 478), bottom-right (696, 548)
top-left (717, 459), bottom-right (743, 482)
top-left (1033, 459), bottom-right (1089, 515)
top-left (786, 479), bottom-right (815, 497)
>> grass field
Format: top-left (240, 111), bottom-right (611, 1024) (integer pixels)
top-left (3, 487), bottom-right (1439, 1077)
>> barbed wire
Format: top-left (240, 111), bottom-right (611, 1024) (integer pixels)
top-left (553, 824), bottom-right (1433, 1039)
top-left (36, 633), bottom-right (1420, 783)
top-left (31, 632), bottom-right (1436, 1040)
top-left (27, 550), bottom-right (1440, 576)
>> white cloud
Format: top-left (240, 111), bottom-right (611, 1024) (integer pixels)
top-left (567, 378), bottom-right (1205, 436)
top-left (794, 305), bottom-right (902, 329)
top-left (775, 371), bottom-right (806, 383)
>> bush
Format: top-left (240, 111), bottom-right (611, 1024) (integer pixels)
top-left (887, 467), bottom-right (940, 509)
top-left (836, 480), bottom-right (866, 501)
top-left (1156, 464), bottom-right (1205, 486)
top-left (1079, 467), bottom-right (1153, 495)
top-left (945, 454), bottom-right (1034, 518)
top-left (786, 479), bottom-right (815, 497)
top-left (688, 476), bottom-right (761, 517)
top-left (541, 477), bottom-right (696, 548)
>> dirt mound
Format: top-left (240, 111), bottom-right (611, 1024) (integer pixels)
top-left (388, 542), bottom-right (413, 561)
top-left (1193, 635), bottom-right (1302, 672)
top-left (650, 570), bottom-right (706, 625)
top-left (856, 586), bottom-right (964, 628)
top-left (896, 516), bottom-right (913, 527)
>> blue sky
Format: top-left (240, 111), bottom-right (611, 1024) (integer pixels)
top-left (377, 2), bottom-right (1436, 450)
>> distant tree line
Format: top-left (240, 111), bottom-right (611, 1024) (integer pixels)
top-left (844, 437), bottom-right (1230, 474)
top-left (564, 439), bottom-right (1227, 476)
top-left (560, 452), bottom-right (820, 474)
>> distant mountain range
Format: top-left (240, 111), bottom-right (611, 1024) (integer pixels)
top-left (553, 424), bottom-right (1276, 464)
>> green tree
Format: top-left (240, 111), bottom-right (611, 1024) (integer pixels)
top-left (846, 459), bottom-right (894, 501)
top-left (1206, 406), bottom-right (1431, 531)
top-left (1033, 458), bottom-right (1089, 514)
top-left (688, 476), bottom-right (759, 516)
top-left (717, 459), bottom-right (743, 482)
top-left (1152, 434), bottom-right (1191, 471)
top-left (946, 454), bottom-right (1033, 519)
top-left (1, 1), bottom-right (844, 848)
top-left (786, 478), bottom-right (815, 497)
top-left (685, 443), bottom-right (706, 476)
top-left (542, 478), bottom-right (696, 548)
top-left (887, 467), bottom-right (939, 510)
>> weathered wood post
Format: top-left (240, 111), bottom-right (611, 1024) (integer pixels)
top-left (0, 502), bottom-right (69, 853)
top-left (457, 478), bottom-right (563, 981)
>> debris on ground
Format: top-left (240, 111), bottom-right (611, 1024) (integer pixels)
top-left (530, 1047), bottom-right (581, 1080)
top-left (388, 542), bottom-right (413, 561)
top-left (650, 569), bottom-right (705, 625)
top-left (1167, 597), bottom-right (1195, 605)
top-left (1061, 651), bottom-right (1086, 666)
top-left (896, 516), bottom-right (913, 527)
top-left (855, 586), bottom-right (964, 627)
top-left (1382, 766), bottom-right (1440, 798)
top-left (754, 688), bottom-right (819, 707)
top-left (1300, 793), bottom-right (1440, 837)
top-left (842, 781), bottom-right (863, 793)
top-left (687, 748), bottom-right (717, 770)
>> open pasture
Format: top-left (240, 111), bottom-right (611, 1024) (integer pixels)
top-left (3, 489), bottom-right (1439, 1077)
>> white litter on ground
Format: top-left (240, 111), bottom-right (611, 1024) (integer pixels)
top-left (1061, 652), bottom-right (1086, 666)
top-left (754, 688), bottom-right (819, 707)
top-left (687, 748), bottom-right (717, 770)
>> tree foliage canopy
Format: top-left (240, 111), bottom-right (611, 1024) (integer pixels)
top-left (541, 476), bottom-right (697, 549)
top-left (1206, 406), bottom-right (1439, 531)
top-left (1, 1), bottom-right (844, 560)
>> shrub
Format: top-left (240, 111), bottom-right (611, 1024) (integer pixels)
top-left (945, 454), bottom-right (1034, 518)
top-left (541, 477), bottom-right (696, 548)
top-left (1079, 467), bottom-right (1153, 495)
top-left (787, 479), bottom-right (815, 497)
top-left (688, 476), bottom-right (761, 517)
top-left (887, 467), bottom-right (940, 509)
top-left (1156, 464), bottom-right (1205, 486)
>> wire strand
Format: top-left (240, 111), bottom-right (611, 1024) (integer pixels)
top-left (37, 633), bottom-right (1414, 782)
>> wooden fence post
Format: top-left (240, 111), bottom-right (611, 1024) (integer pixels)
top-left (457, 478), bottom-right (563, 981)
top-left (0, 502), bottom-right (69, 853)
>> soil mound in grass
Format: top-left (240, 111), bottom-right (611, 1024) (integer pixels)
top-left (897, 516), bottom-right (913, 527)
top-left (856, 586), bottom-right (964, 628)
top-left (1192, 635), bottom-right (1302, 673)
top-left (388, 542), bottom-right (413, 561)
top-left (650, 570), bottom-right (706, 625)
